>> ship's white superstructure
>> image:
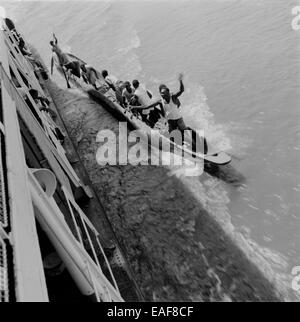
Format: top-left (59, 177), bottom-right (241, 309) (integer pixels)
top-left (0, 18), bottom-right (126, 302)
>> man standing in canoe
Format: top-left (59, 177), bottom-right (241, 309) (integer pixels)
top-left (50, 34), bottom-right (81, 78)
top-left (141, 73), bottom-right (208, 153)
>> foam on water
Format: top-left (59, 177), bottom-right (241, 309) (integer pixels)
top-left (182, 85), bottom-right (232, 152)
top-left (108, 25), bottom-right (142, 79)
top-left (117, 28), bottom-right (141, 54)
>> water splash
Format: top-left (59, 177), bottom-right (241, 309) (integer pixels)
top-left (182, 85), bottom-right (232, 152)
top-left (117, 28), bottom-right (141, 54)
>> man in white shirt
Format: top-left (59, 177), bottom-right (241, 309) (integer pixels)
top-left (131, 79), bottom-right (164, 127)
top-left (131, 79), bottom-right (155, 123)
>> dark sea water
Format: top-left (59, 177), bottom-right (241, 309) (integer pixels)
top-left (2, 0), bottom-right (300, 294)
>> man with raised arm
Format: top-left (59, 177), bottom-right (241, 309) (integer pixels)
top-left (141, 73), bottom-right (208, 153)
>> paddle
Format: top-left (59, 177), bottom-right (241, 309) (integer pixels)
top-left (50, 29), bottom-right (54, 75)
top-left (50, 55), bottom-right (54, 75)
top-left (61, 62), bottom-right (71, 89)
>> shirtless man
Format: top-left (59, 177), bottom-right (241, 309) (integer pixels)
top-left (122, 81), bottom-right (134, 107)
top-left (50, 35), bottom-right (81, 78)
top-left (81, 64), bottom-right (103, 89)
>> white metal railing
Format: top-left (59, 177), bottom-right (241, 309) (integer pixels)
top-left (0, 131), bottom-right (8, 228)
top-left (2, 26), bottom-right (43, 93)
top-left (29, 169), bottom-right (123, 302)
top-left (7, 50), bottom-right (67, 153)
top-left (0, 63), bottom-right (83, 193)
top-left (0, 50), bottom-right (9, 301)
top-left (0, 120), bottom-right (4, 134)
top-left (0, 233), bottom-right (9, 302)
top-left (1, 24), bottom-right (86, 193)
top-left (61, 186), bottom-right (120, 295)
top-left (0, 30), bottom-right (49, 301)
top-left (1, 25), bottom-right (124, 302)
top-left (85, 260), bottom-right (101, 302)
top-left (40, 109), bottom-right (67, 156)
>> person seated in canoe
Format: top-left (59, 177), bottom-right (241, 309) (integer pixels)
top-left (129, 80), bottom-right (164, 127)
top-left (129, 80), bottom-right (156, 125)
top-left (101, 70), bottom-right (123, 104)
top-left (80, 64), bottom-right (103, 89)
top-left (50, 35), bottom-right (81, 78)
top-left (142, 73), bottom-right (208, 153)
top-left (122, 81), bottom-right (135, 108)
top-left (101, 70), bottom-right (118, 91)
top-left (130, 79), bottom-right (153, 123)
top-left (115, 80), bottom-right (127, 104)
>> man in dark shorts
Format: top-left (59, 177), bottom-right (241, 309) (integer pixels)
top-left (143, 74), bottom-right (208, 153)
